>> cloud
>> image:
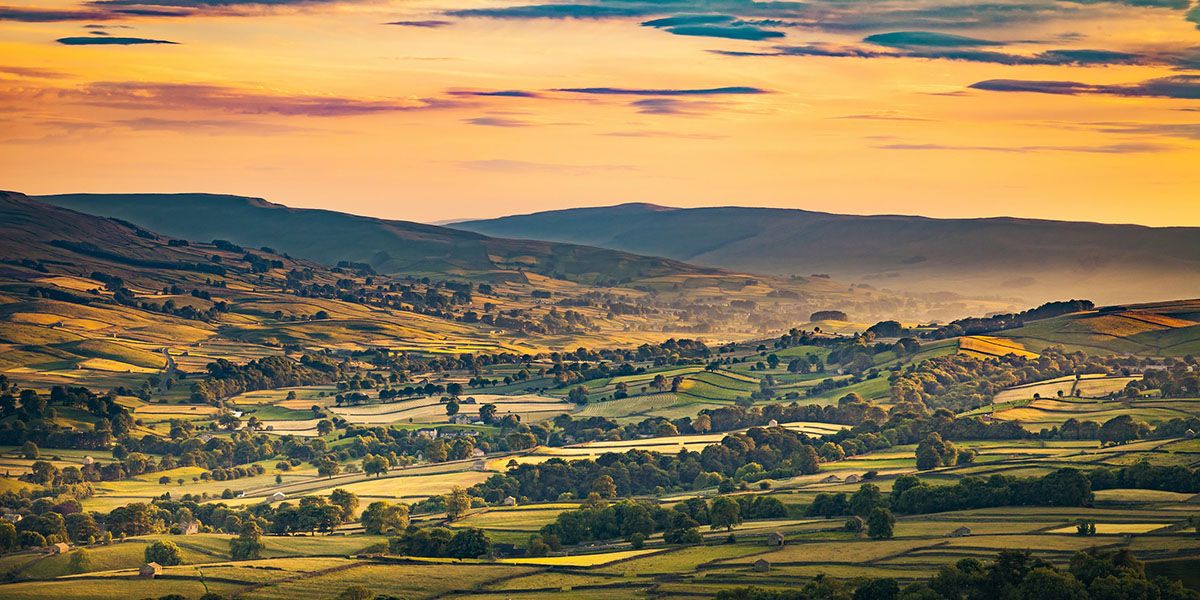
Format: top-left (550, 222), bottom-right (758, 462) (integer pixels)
top-left (57, 35), bottom-right (177, 44)
top-left (449, 89), bottom-right (541, 98)
top-left (0, 5), bottom-right (111, 22)
top-left (640, 13), bottom-right (784, 40)
top-left (863, 31), bottom-right (1003, 48)
top-left (554, 86), bottom-right (769, 96)
top-left (661, 24), bottom-right (784, 40)
top-left (0, 65), bottom-right (68, 78)
top-left (969, 75), bottom-right (1200, 99)
top-left (641, 14), bottom-right (734, 27)
top-left (628, 98), bottom-right (711, 114)
top-left (446, 4), bottom-right (650, 19)
top-left (64, 81), bottom-right (463, 116)
top-left (878, 142), bottom-right (1170, 153)
top-left (717, 43), bottom-right (1159, 67)
top-left (1091, 122), bottom-right (1200, 139)
top-left (385, 19), bottom-right (451, 27)
top-left (116, 116), bottom-right (309, 133)
top-left (464, 116), bottom-right (532, 127)
top-left (833, 112), bottom-right (933, 121)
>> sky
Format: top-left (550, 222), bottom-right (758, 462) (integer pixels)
top-left (1, 0), bottom-right (1199, 226)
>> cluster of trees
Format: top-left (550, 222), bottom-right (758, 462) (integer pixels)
top-left (471, 427), bottom-right (825, 504)
top-left (716, 549), bottom-right (1198, 600)
top-left (808, 469), bottom-right (1096, 528)
top-left (922, 299), bottom-right (1096, 340)
top-left (536, 494), bottom-right (783, 548)
top-left (1135, 362), bottom-right (1200, 398)
top-left (889, 349), bottom-right (1127, 414)
top-left (189, 355), bottom-right (352, 405)
top-left (0, 385), bottom-right (130, 449)
top-left (387, 526), bottom-right (492, 559)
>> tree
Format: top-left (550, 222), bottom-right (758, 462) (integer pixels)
top-left (915, 433), bottom-right (957, 471)
top-left (567, 386), bottom-right (588, 404)
top-left (316, 420), bottom-right (333, 436)
top-left (479, 403), bottom-right (497, 424)
top-left (362, 501), bottom-right (409, 535)
top-left (230, 521), bottom-right (264, 560)
top-left (0, 521), bottom-right (16, 552)
top-left (446, 383), bottom-right (463, 398)
top-left (145, 540), bottom-right (183, 566)
top-left (336, 586), bottom-right (375, 600)
top-left (1016, 568), bottom-right (1087, 600)
top-left (316, 457), bottom-right (341, 479)
top-left (850, 484), bottom-right (884, 517)
top-left (363, 454), bottom-right (390, 478)
top-left (867, 508), bottom-right (895, 540)
top-left (855, 578), bottom-right (900, 600)
top-left (20, 441), bottom-right (38, 459)
top-left (592, 475), bottom-right (617, 499)
top-left (445, 486), bottom-right (471, 521)
top-left (710, 497), bottom-right (742, 531)
top-left (330, 489), bottom-right (359, 522)
top-left (65, 513), bottom-right (101, 544)
top-left (445, 401), bottom-right (460, 417)
top-left (1099, 415), bottom-right (1146, 446)
top-left (447, 527), bottom-right (491, 558)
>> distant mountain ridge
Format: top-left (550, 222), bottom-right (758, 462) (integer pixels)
top-left (453, 203), bottom-right (1200, 304)
top-left (37, 193), bottom-right (722, 286)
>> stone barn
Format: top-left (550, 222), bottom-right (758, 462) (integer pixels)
top-left (140, 562), bottom-right (162, 578)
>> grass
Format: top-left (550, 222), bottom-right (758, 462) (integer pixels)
top-left (1045, 523), bottom-right (1170, 535)
top-left (500, 548), bottom-right (665, 567)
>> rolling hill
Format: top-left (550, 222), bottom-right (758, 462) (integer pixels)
top-left (452, 204), bottom-right (1200, 304)
top-left (37, 193), bottom-right (720, 287)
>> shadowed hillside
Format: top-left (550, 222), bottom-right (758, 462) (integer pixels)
top-left (453, 204), bottom-right (1200, 304)
top-left (38, 194), bottom-right (721, 287)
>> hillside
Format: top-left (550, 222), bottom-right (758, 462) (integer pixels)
top-left (994, 299), bottom-right (1200, 357)
top-left (453, 204), bottom-right (1200, 304)
top-left (37, 194), bottom-right (719, 287)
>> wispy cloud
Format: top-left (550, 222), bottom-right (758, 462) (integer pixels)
top-left (385, 19), bottom-right (451, 27)
top-left (57, 35), bottom-right (177, 44)
top-left (878, 142), bottom-right (1171, 153)
top-left (554, 86), bottom-right (769, 96)
top-left (463, 116), bottom-right (532, 127)
top-left (970, 75), bottom-right (1200, 99)
top-left (54, 81), bottom-right (464, 116)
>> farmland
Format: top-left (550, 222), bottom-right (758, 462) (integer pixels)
top-left (2, 195), bottom-right (1200, 599)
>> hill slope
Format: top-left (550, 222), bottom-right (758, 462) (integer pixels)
top-left (453, 204), bottom-right (1200, 304)
top-left (37, 194), bottom-right (719, 286)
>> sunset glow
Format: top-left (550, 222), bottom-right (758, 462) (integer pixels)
top-left (2, 0), bottom-right (1199, 224)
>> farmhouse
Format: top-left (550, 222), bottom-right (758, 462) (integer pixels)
top-left (271, 492), bottom-right (287, 501)
top-left (845, 474), bottom-right (861, 484)
top-left (470, 448), bottom-right (486, 459)
top-left (821, 475), bottom-right (841, 484)
top-left (949, 526), bottom-right (972, 537)
top-left (766, 531), bottom-right (785, 547)
top-left (502, 496), bottom-right (518, 507)
top-left (140, 562), bottom-right (162, 578)
top-left (767, 419), bottom-right (779, 427)
top-left (48, 542), bottom-right (70, 555)
top-left (753, 559), bottom-right (771, 573)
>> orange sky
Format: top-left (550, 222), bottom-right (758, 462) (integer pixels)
top-left (1, 0), bottom-right (1198, 225)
